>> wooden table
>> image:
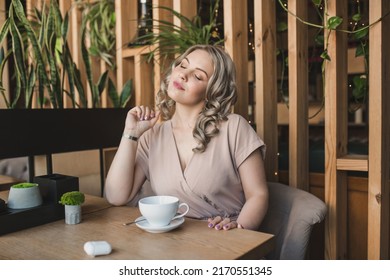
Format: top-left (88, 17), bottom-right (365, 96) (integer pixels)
top-left (0, 193), bottom-right (274, 260)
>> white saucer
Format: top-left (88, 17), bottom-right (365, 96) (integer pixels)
top-left (135, 216), bottom-right (185, 233)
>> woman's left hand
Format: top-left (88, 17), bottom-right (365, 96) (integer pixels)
top-left (207, 216), bottom-right (243, 231)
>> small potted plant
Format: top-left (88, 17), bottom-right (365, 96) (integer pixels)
top-left (59, 191), bottom-right (85, 225)
top-left (7, 182), bottom-right (43, 209)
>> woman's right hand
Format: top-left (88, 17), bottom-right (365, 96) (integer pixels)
top-left (124, 106), bottom-right (160, 137)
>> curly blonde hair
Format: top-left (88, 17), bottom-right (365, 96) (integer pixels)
top-left (156, 44), bottom-right (237, 153)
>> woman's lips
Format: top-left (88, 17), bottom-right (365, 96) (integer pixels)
top-left (173, 81), bottom-right (184, 90)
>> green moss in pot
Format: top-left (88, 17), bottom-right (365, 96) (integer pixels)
top-left (59, 191), bottom-right (85, 206)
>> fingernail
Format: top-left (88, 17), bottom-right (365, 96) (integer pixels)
top-left (215, 225), bottom-right (221, 230)
top-left (223, 225), bottom-right (229, 230)
top-left (208, 223), bottom-right (214, 228)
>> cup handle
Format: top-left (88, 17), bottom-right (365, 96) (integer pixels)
top-left (172, 202), bottom-right (190, 220)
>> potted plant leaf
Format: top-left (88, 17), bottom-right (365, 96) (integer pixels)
top-left (0, 0), bottom-right (132, 109)
top-left (133, 0), bottom-right (223, 68)
top-left (59, 191), bottom-right (85, 224)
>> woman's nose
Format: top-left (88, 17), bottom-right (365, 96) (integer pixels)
top-left (179, 71), bottom-right (187, 81)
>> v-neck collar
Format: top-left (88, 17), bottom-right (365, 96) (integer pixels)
top-left (169, 120), bottom-right (195, 178)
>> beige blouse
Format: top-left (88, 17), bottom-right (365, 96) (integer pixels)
top-left (136, 114), bottom-right (266, 220)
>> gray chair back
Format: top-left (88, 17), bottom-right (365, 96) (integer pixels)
top-left (0, 157), bottom-right (29, 182)
top-left (259, 182), bottom-right (327, 259)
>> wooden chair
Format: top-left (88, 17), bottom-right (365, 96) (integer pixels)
top-left (259, 182), bottom-right (327, 259)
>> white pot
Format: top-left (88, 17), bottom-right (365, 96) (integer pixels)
top-left (7, 184), bottom-right (43, 209)
top-left (65, 205), bottom-right (82, 224)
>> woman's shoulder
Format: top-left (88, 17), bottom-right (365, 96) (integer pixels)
top-left (223, 114), bottom-right (266, 160)
top-left (226, 113), bottom-right (247, 122)
top-left (224, 113), bottom-right (252, 129)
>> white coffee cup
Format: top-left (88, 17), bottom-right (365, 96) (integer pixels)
top-left (138, 195), bottom-right (190, 227)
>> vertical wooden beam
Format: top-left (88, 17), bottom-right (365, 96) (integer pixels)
top-left (134, 54), bottom-right (154, 106)
top-left (324, 0), bottom-right (348, 259)
top-left (368, 0), bottom-right (390, 260)
top-left (172, 0), bottom-right (196, 61)
top-left (152, 0), bottom-right (173, 101)
top-left (223, 0), bottom-right (249, 120)
top-left (172, 0), bottom-right (196, 27)
top-left (254, 0), bottom-right (278, 182)
top-left (116, 0), bottom-right (137, 94)
top-left (287, 0), bottom-right (309, 190)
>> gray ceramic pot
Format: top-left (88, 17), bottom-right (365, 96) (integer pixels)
top-left (7, 184), bottom-right (43, 209)
top-left (64, 205), bottom-right (82, 224)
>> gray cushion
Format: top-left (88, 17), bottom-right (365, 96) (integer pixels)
top-left (0, 157), bottom-right (29, 181)
top-left (259, 182), bottom-right (327, 259)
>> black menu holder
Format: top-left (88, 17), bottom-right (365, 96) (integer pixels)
top-left (0, 173), bottom-right (79, 235)
top-left (34, 173), bottom-right (79, 204)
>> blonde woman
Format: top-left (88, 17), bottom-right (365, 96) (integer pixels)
top-left (105, 45), bottom-right (268, 231)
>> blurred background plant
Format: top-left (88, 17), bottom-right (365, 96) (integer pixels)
top-left (75, 0), bottom-right (116, 68)
top-left (0, 0), bottom-right (131, 109)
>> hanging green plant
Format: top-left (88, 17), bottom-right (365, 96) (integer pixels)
top-left (275, 0), bottom-right (389, 118)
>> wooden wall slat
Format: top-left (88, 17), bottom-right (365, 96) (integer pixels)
top-left (253, 0), bottom-right (278, 182)
top-left (116, 0), bottom-right (137, 95)
top-left (152, 0), bottom-right (173, 101)
top-left (287, 0), bottom-right (309, 190)
top-left (324, 0), bottom-right (349, 259)
top-left (134, 54), bottom-right (154, 106)
top-left (172, 0), bottom-right (196, 28)
top-left (223, 0), bottom-right (249, 120)
top-left (336, 155), bottom-right (368, 172)
top-left (368, 0), bottom-right (390, 260)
